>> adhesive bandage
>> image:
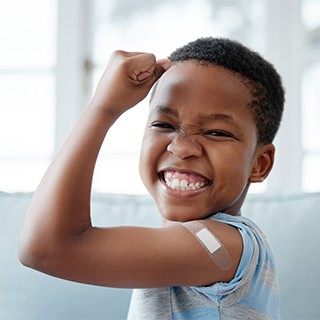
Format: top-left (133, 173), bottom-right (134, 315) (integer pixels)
top-left (182, 221), bottom-right (233, 271)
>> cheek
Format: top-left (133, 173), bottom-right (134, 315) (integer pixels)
top-left (139, 134), bottom-right (162, 185)
top-left (208, 145), bottom-right (254, 182)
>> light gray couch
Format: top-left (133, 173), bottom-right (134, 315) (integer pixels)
top-left (1, 191), bottom-right (320, 319)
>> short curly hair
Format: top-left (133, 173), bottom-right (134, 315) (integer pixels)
top-left (166, 37), bottom-right (285, 145)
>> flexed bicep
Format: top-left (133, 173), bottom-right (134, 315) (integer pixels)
top-left (32, 221), bottom-right (242, 289)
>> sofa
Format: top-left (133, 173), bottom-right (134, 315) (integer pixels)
top-left (1, 191), bottom-right (319, 319)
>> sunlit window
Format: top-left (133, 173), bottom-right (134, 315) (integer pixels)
top-left (301, 0), bottom-right (320, 192)
top-left (1, 0), bottom-right (319, 195)
top-left (302, 63), bottom-right (320, 192)
top-left (0, 0), bottom-right (57, 191)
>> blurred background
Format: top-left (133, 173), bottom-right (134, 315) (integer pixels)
top-left (0, 0), bottom-right (319, 195)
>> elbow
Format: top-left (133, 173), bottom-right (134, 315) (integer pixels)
top-left (18, 227), bottom-right (76, 278)
top-left (18, 230), bottom-right (52, 272)
top-left (18, 241), bottom-right (41, 271)
top-left (18, 247), bottom-right (35, 269)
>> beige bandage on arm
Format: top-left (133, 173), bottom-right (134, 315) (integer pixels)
top-left (182, 221), bottom-right (233, 271)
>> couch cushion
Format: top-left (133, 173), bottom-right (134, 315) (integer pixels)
top-left (243, 192), bottom-right (320, 319)
top-left (0, 192), bottom-right (132, 320)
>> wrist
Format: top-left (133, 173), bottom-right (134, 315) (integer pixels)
top-left (87, 98), bottom-right (124, 127)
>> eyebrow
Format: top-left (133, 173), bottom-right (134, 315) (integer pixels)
top-left (152, 105), bottom-right (179, 117)
top-left (152, 105), bottom-right (239, 128)
top-left (198, 113), bottom-right (235, 124)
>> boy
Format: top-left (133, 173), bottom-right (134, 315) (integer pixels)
top-left (19, 37), bottom-right (284, 319)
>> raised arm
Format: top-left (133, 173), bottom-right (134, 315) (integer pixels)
top-left (19, 51), bottom-right (170, 237)
top-left (18, 51), bottom-right (242, 289)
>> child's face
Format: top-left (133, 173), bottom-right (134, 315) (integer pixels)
top-left (139, 61), bottom-right (265, 221)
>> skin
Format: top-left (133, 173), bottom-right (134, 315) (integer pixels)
top-left (140, 62), bottom-right (274, 222)
top-left (18, 51), bottom-right (275, 290)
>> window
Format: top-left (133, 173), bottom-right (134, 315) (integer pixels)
top-left (0, 0), bottom-right (57, 191)
top-left (301, 0), bottom-right (320, 192)
top-left (1, 0), bottom-right (319, 194)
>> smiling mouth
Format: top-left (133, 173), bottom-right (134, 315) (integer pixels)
top-left (160, 170), bottom-right (211, 191)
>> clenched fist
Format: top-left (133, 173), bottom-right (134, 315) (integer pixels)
top-left (91, 50), bottom-right (171, 118)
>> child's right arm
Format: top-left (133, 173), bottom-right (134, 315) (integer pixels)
top-left (18, 50), bottom-right (242, 289)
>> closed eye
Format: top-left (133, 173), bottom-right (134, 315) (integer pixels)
top-left (205, 130), bottom-right (239, 140)
top-left (150, 121), bottom-right (175, 130)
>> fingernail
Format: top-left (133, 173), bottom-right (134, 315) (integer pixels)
top-left (162, 60), bottom-right (171, 70)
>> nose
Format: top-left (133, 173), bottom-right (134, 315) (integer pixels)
top-left (167, 134), bottom-right (202, 159)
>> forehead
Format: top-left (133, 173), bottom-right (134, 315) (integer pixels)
top-left (150, 61), bottom-right (254, 122)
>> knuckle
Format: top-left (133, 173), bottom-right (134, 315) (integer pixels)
top-left (110, 50), bottom-right (127, 64)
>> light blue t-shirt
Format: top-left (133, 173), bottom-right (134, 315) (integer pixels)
top-left (127, 213), bottom-right (280, 320)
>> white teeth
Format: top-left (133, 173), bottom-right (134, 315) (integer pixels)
top-left (164, 176), bottom-right (207, 191)
top-left (180, 179), bottom-right (188, 188)
top-left (172, 178), bottom-right (180, 189)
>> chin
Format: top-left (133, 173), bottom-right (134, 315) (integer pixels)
top-left (157, 202), bottom-right (213, 223)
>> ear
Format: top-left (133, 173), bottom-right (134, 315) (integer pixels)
top-left (249, 144), bottom-right (275, 183)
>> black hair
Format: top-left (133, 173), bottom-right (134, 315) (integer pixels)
top-left (166, 37), bottom-right (285, 145)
